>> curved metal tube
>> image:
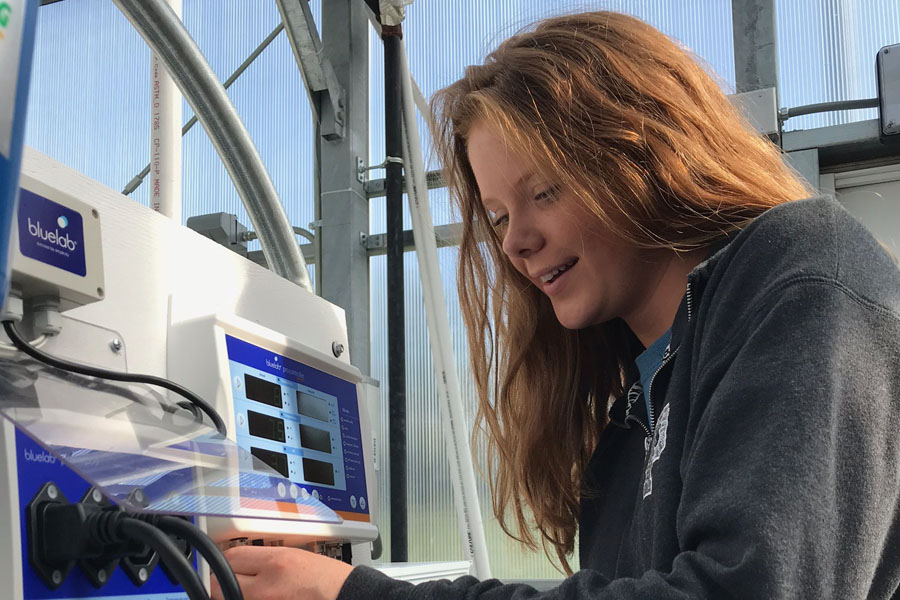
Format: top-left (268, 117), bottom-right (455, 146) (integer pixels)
top-left (112, 0), bottom-right (312, 291)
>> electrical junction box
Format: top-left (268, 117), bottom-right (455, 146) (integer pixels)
top-left (9, 173), bottom-right (104, 311)
top-left (167, 313), bottom-right (379, 548)
top-left (878, 43), bottom-right (900, 139)
top-left (0, 422), bottom-right (192, 600)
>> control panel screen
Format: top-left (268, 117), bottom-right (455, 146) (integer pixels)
top-left (226, 334), bottom-right (370, 519)
top-left (248, 410), bottom-right (286, 443)
top-left (300, 424), bottom-right (332, 454)
top-left (251, 446), bottom-right (290, 478)
top-left (298, 391), bottom-right (329, 422)
top-left (245, 374), bottom-right (282, 408)
top-left (303, 457), bottom-right (336, 486)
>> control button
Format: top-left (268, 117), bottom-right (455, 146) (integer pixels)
top-left (290, 484), bottom-right (299, 499)
top-left (350, 496), bottom-right (357, 509)
top-left (301, 488), bottom-right (309, 500)
top-left (234, 376), bottom-right (242, 390)
top-left (359, 497), bottom-right (366, 510)
top-left (237, 414), bottom-right (245, 427)
top-left (312, 490), bottom-right (319, 500)
top-left (277, 483), bottom-right (287, 498)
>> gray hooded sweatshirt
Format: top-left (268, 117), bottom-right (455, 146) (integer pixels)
top-left (338, 197), bottom-right (900, 599)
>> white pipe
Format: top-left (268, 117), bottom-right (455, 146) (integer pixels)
top-left (398, 40), bottom-right (492, 580)
top-left (150, 0), bottom-right (182, 222)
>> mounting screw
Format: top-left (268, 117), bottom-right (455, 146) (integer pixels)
top-left (332, 342), bottom-right (345, 358)
top-left (138, 568), bottom-right (148, 582)
top-left (92, 488), bottom-right (103, 503)
top-left (51, 570), bottom-right (62, 585)
top-left (47, 485), bottom-right (58, 500)
top-left (109, 339), bottom-right (122, 353)
top-left (98, 569), bottom-right (107, 583)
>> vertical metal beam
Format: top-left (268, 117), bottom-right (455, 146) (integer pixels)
top-left (732, 0), bottom-right (779, 95)
top-left (319, 0), bottom-right (370, 375)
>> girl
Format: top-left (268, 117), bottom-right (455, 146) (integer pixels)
top-left (214, 11), bottom-right (900, 600)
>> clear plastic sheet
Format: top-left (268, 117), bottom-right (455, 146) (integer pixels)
top-left (0, 355), bottom-right (341, 523)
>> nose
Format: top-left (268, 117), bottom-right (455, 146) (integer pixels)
top-left (501, 212), bottom-right (544, 259)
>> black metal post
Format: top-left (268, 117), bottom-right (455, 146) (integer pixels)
top-left (383, 23), bottom-right (407, 564)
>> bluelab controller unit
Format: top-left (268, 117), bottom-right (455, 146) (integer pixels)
top-left (168, 314), bottom-right (379, 547)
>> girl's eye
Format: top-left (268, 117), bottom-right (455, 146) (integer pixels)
top-left (534, 185), bottom-right (560, 202)
top-left (492, 214), bottom-right (509, 228)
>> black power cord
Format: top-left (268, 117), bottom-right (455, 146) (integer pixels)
top-left (117, 517), bottom-right (209, 600)
top-left (156, 516), bottom-right (243, 600)
top-left (1, 320), bottom-right (227, 436)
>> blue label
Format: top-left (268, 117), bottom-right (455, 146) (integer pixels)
top-left (225, 335), bottom-right (370, 518)
top-left (17, 188), bottom-right (87, 277)
top-left (15, 431), bottom-right (190, 600)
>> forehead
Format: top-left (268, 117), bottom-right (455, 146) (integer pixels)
top-left (466, 124), bottom-right (543, 203)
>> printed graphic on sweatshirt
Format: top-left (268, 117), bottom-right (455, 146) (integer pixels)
top-left (642, 402), bottom-right (670, 499)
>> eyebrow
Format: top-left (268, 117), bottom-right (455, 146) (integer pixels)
top-left (479, 171), bottom-right (542, 209)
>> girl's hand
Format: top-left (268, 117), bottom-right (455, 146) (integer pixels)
top-left (210, 545), bottom-right (354, 600)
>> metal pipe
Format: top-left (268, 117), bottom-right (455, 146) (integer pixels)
top-left (122, 23), bottom-right (285, 197)
top-left (112, 0), bottom-right (312, 291)
top-left (398, 39), bottom-right (491, 579)
top-left (383, 24), bottom-right (407, 564)
top-left (781, 98), bottom-right (879, 121)
top-left (150, 0), bottom-right (182, 222)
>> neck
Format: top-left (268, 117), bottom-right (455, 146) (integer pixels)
top-left (626, 248), bottom-right (707, 347)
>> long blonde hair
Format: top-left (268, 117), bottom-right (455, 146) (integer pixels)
top-left (430, 11), bottom-right (813, 573)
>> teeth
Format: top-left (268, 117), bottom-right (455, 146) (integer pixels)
top-left (540, 261), bottom-right (574, 283)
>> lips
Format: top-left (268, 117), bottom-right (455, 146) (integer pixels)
top-left (537, 259), bottom-right (578, 284)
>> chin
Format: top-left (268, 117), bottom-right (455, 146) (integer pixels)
top-left (552, 307), bottom-right (594, 330)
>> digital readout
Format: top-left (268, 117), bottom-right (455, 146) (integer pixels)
top-left (248, 410), bottom-right (286, 443)
top-left (299, 424), bottom-right (332, 454)
top-left (250, 446), bottom-right (289, 478)
top-left (302, 457), bottom-right (335, 486)
top-left (297, 392), bottom-right (329, 422)
top-left (245, 374), bottom-right (282, 408)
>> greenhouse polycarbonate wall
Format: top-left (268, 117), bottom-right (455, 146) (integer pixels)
top-left (24, 0), bottom-right (900, 582)
top-left (776, 0), bottom-right (900, 132)
top-left (26, 0), bottom-right (322, 282)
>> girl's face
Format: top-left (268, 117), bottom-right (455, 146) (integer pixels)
top-left (467, 123), bottom-right (672, 332)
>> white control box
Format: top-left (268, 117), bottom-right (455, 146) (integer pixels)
top-left (10, 173), bottom-right (104, 311)
top-left (168, 313), bottom-right (379, 547)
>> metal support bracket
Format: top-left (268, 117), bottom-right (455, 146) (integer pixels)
top-left (357, 156), bottom-right (404, 184)
top-left (275, 0), bottom-right (347, 140)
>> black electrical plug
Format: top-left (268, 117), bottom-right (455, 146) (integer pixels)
top-left (26, 483), bottom-right (144, 589)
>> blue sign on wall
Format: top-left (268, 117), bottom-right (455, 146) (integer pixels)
top-left (17, 189), bottom-right (86, 277)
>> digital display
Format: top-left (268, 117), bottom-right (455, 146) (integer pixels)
top-left (245, 374), bottom-right (282, 408)
top-left (303, 457), bottom-right (335, 486)
top-left (297, 392), bottom-right (329, 421)
top-left (250, 446), bottom-right (289, 478)
top-left (248, 410), bottom-right (286, 443)
top-left (299, 424), bottom-right (332, 454)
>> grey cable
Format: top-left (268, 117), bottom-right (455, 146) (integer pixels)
top-left (112, 0), bottom-right (312, 291)
top-left (781, 98), bottom-right (879, 121)
top-left (121, 23), bottom-right (285, 197)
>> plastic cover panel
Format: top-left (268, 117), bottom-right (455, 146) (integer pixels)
top-left (0, 355), bottom-right (340, 523)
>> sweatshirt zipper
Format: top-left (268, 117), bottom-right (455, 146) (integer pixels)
top-left (685, 280), bottom-right (694, 323)
top-left (646, 346), bottom-right (677, 433)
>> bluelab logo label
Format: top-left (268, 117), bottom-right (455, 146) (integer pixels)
top-left (265, 356), bottom-right (282, 371)
top-left (23, 448), bottom-right (57, 465)
top-left (28, 217), bottom-right (78, 251)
